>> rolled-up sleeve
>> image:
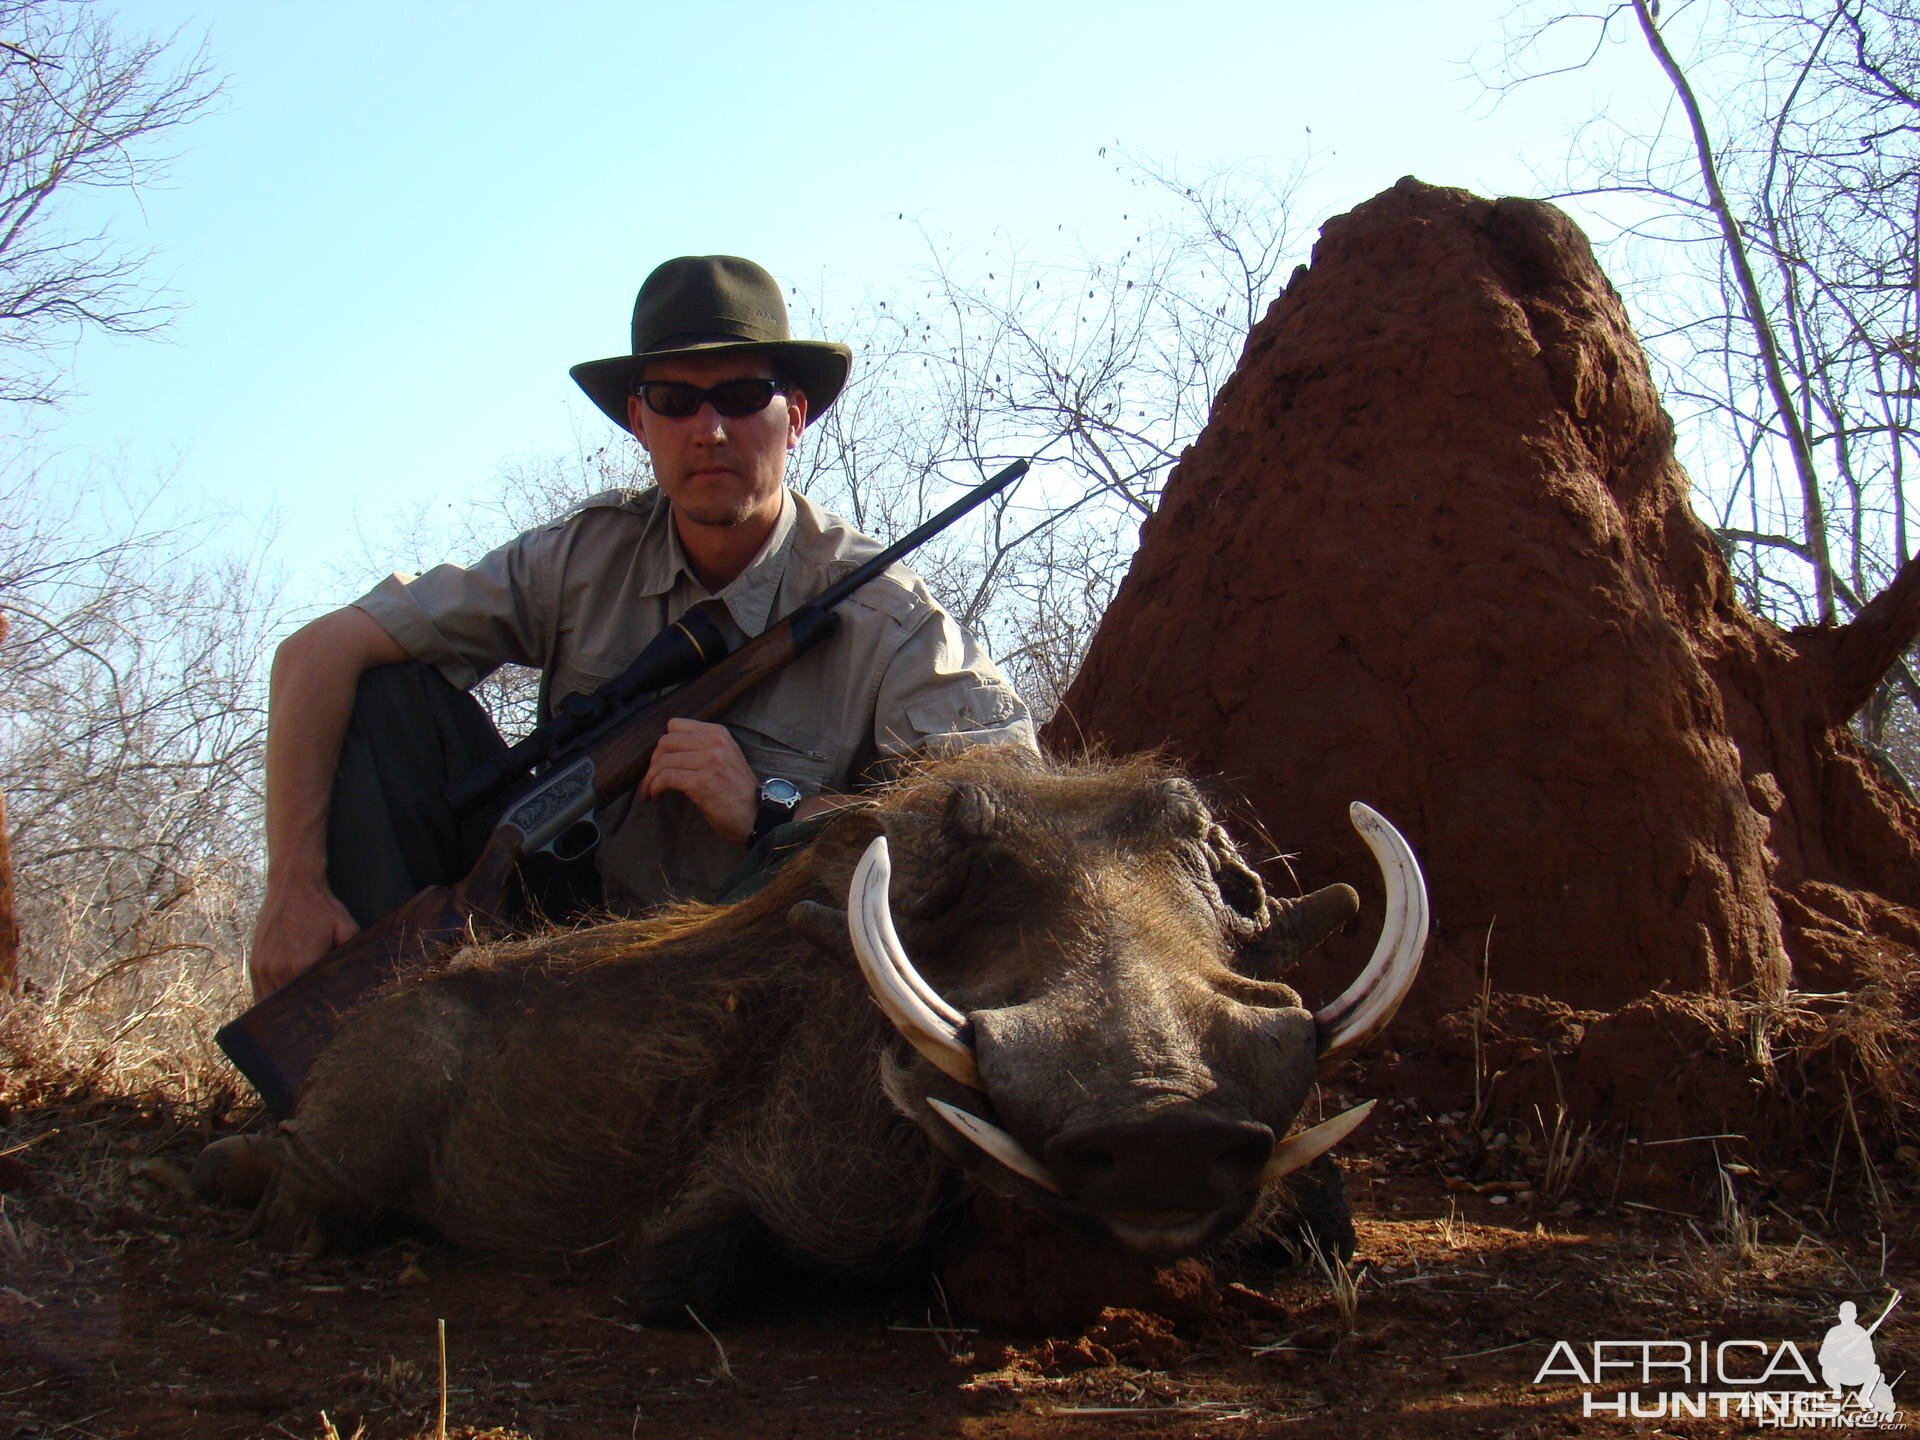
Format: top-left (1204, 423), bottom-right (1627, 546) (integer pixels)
top-left (872, 609), bottom-right (1037, 764)
top-left (352, 528), bottom-right (553, 691)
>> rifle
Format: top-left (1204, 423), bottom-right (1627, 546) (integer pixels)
top-left (216, 459), bottom-right (1030, 1117)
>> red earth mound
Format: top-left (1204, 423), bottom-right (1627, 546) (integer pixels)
top-left (1047, 178), bottom-right (1920, 1187)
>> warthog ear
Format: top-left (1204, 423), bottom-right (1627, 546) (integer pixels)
top-left (1240, 884), bottom-right (1361, 979)
top-left (789, 900), bottom-right (850, 958)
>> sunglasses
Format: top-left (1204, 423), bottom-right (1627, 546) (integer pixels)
top-left (633, 377), bottom-right (787, 419)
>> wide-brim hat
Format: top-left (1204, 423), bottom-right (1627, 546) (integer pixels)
top-left (570, 255), bottom-right (852, 433)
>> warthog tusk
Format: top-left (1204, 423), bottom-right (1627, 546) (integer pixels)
top-left (1313, 804), bottom-right (1430, 1068)
top-left (849, 836), bottom-right (984, 1089)
top-left (1259, 1101), bottom-right (1377, 1184)
top-left (927, 1098), bottom-right (1064, 1195)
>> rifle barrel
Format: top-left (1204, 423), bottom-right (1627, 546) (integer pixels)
top-left (1866, 1291), bottom-right (1902, 1337)
top-left (810, 459), bottom-right (1027, 613)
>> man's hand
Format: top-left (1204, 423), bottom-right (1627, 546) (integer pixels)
top-left (640, 716), bottom-right (759, 844)
top-left (249, 876), bottom-right (361, 1000)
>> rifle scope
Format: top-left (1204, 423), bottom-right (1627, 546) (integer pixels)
top-left (445, 600), bottom-right (731, 812)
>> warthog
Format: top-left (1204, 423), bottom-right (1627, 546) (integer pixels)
top-left (255, 748), bottom-right (1427, 1320)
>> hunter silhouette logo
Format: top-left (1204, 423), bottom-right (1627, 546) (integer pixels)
top-left (1821, 1299), bottom-right (1901, 1419)
top-left (1532, 1290), bottom-right (1906, 1427)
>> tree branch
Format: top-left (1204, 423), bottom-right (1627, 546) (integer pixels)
top-left (1631, 0), bottom-right (1836, 620)
top-left (1826, 549), bottom-right (1920, 721)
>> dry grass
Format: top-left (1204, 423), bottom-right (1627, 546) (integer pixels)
top-left (1533, 1104), bottom-right (1593, 1202)
top-left (2, 926), bottom-right (247, 1122)
top-left (1304, 1236), bottom-right (1364, 1337)
top-left (1714, 1161), bottom-right (1762, 1260)
top-left (683, 1305), bottom-right (737, 1384)
top-left (1468, 922), bottom-right (1497, 1130)
top-left (1722, 965), bottom-right (1920, 1225)
top-left (4, 825), bottom-right (256, 1118)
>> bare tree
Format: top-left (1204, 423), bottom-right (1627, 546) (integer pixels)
top-left (1498, 0), bottom-right (1920, 775)
top-left (0, 1), bottom-right (227, 1030)
top-left (787, 153), bottom-right (1315, 719)
top-left (0, 466), bottom-right (272, 1024)
top-left (0, 609), bottom-right (15, 989)
top-left (0, 0), bottom-right (220, 409)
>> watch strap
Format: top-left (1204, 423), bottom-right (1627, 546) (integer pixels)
top-left (748, 778), bottom-right (802, 848)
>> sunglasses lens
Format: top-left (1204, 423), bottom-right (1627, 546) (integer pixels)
top-left (640, 382), bottom-right (701, 419)
top-left (638, 378), bottom-right (781, 419)
top-left (709, 379), bottom-right (780, 416)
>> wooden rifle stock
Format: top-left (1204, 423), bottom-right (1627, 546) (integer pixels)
top-left (216, 833), bottom-right (519, 1118)
top-left (216, 457), bottom-right (1029, 1116)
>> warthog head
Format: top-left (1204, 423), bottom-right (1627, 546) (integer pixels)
top-left (792, 749), bottom-right (1427, 1261)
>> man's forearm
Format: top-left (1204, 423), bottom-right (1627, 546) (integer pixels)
top-left (261, 607), bottom-right (410, 885)
top-left (249, 606), bottom-right (411, 997)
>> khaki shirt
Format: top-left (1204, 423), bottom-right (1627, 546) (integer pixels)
top-left (355, 486), bottom-right (1035, 909)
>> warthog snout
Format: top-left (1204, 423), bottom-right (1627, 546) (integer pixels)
top-left (1044, 1109), bottom-right (1276, 1214)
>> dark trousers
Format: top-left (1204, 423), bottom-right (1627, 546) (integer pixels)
top-left (325, 662), bottom-right (822, 926)
top-left (325, 663), bottom-right (598, 927)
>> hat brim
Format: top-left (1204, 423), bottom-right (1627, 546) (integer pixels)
top-left (570, 339), bottom-right (852, 434)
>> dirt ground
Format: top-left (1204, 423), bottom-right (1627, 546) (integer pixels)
top-left (3, 1087), bottom-right (1913, 1440)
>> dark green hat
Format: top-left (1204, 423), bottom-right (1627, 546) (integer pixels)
top-left (570, 255), bottom-right (852, 433)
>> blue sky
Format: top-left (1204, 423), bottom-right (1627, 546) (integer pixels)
top-left (41, 0), bottom-right (1668, 617)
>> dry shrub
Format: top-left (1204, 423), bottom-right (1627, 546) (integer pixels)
top-left (1768, 946), bottom-right (1920, 1122)
top-left (1750, 947), bottom-right (1920, 1215)
top-left (1, 951), bottom-right (245, 1117)
top-left (2, 849), bottom-right (253, 1118)
top-left (1, 467), bottom-right (268, 1117)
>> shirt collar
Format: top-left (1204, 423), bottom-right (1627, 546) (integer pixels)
top-left (639, 487), bottom-right (798, 638)
top-left (716, 487), bottom-right (797, 636)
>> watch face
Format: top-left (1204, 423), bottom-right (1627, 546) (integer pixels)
top-left (761, 777), bottom-right (803, 806)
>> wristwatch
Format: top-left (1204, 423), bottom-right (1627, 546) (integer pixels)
top-left (748, 776), bottom-right (804, 848)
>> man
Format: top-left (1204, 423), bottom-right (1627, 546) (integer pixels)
top-left (248, 255), bottom-right (1035, 1000)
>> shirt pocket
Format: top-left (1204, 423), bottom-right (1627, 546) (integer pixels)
top-left (903, 685), bottom-right (1028, 747)
top-left (729, 715), bottom-right (834, 795)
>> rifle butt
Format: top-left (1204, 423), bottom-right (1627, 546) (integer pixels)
top-left (217, 883), bottom-right (485, 1118)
